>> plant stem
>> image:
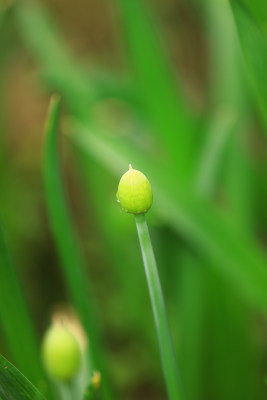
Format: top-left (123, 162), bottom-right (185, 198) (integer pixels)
top-left (57, 382), bottom-right (73, 400)
top-left (43, 96), bottom-right (112, 400)
top-left (135, 214), bottom-right (184, 400)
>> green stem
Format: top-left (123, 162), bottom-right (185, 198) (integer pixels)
top-left (57, 382), bottom-right (73, 400)
top-left (134, 214), bottom-right (184, 400)
top-left (43, 96), bottom-right (112, 400)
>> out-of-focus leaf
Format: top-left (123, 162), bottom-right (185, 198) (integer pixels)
top-left (14, 1), bottom-right (95, 120)
top-left (0, 219), bottom-right (50, 393)
top-left (229, 0), bottom-right (267, 132)
top-left (203, 0), bottom-right (242, 107)
top-left (115, 0), bottom-right (198, 178)
top-left (196, 107), bottom-right (237, 196)
top-left (43, 96), bottom-right (112, 400)
top-left (15, 1), bottom-right (138, 119)
top-left (0, 353), bottom-right (45, 400)
top-left (205, 268), bottom-right (259, 400)
top-left (238, 0), bottom-right (267, 26)
top-left (67, 120), bottom-right (267, 312)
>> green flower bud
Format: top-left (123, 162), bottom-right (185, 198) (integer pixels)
top-left (42, 324), bottom-right (81, 381)
top-left (117, 165), bottom-right (153, 214)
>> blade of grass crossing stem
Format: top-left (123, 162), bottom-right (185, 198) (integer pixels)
top-left (0, 220), bottom-right (50, 393)
top-left (135, 214), bottom-right (184, 400)
top-left (43, 96), bottom-right (112, 400)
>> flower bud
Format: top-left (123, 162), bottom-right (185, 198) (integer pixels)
top-left (42, 324), bottom-right (81, 381)
top-left (117, 165), bottom-right (153, 214)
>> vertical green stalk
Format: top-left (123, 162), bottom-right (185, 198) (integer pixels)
top-left (135, 214), bottom-right (184, 400)
top-left (43, 96), bottom-right (112, 400)
top-left (115, 0), bottom-right (197, 179)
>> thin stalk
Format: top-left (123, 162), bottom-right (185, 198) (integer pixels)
top-left (135, 214), bottom-right (184, 400)
top-left (56, 382), bottom-right (75, 400)
top-left (43, 96), bottom-right (112, 400)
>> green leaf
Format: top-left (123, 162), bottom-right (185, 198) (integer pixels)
top-left (0, 219), bottom-right (49, 390)
top-left (14, 1), bottom-right (136, 120)
top-left (14, 1), bottom-right (95, 120)
top-left (0, 353), bottom-right (45, 400)
top-left (229, 0), bottom-right (267, 132)
top-left (68, 121), bottom-right (267, 312)
top-left (83, 385), bottom-right (98, 400)
top-left (115, 0), bottom-right (197, 177)
top-left (43, 97), bottom-right (113, 400)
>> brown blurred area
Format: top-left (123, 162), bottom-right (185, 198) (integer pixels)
top-left (5, 0), bottom-right (206, 167)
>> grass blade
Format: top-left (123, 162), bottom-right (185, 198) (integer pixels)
top-left (43, 96), bottom-right (112, 400)
top-left (229, 0), bottom-right (267, 132)
top-left (196, 107), bottom-right (237, 196)
top-left (15, 1), bottom-right (136, 120)
top-left (115, 0), bottom-right (197, 177)
top-left (0, 219), bottom-right (50, 392)
top-left (0, 353), bottom-right (46, 400)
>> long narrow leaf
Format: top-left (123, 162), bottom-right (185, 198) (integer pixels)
top-left (0, 220), bottom-right (49, 391)
top-left (43, 96), bottom-right (112, 400)
top-left (115, 0), bottom-right (197, 177)
top-left (229, 0), bottom-right (267, 132)
top-left (0, 353), bottom-right (45, 400)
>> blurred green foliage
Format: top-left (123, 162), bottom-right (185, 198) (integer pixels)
top-left (0, 0), bottom-right (267, 399)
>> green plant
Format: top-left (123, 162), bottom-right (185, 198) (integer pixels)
top-left (43, 96), bottom-right (112, 400)
top-left (117, 166), bottom-right (184, 400)
top-left (0, 0), bottom-right (267, 399)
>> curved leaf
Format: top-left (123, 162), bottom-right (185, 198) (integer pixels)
top-left (0, 220), bottom-right (48, 390)
top-left (43, 97), bottom-right (112, 400)
top-left (0, 353), bottom-right (45, 400)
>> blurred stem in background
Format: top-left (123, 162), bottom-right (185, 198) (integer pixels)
top-left (0, 220), bottom-right (55, 398)
top-left (115, 0), bottom-right (198, 181)
top-left (43, 96), bottom-right (113, 400)
top-left (177, 1), bottom-right (260, 400)
top-left (229, 0), bottom-right (267, 134)
top-left (135, 214), bottom-right (184, 400)
top-left (0, 3), bottom-right (55, 399)
top-left (203, 1), bottom-right (259, 397)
